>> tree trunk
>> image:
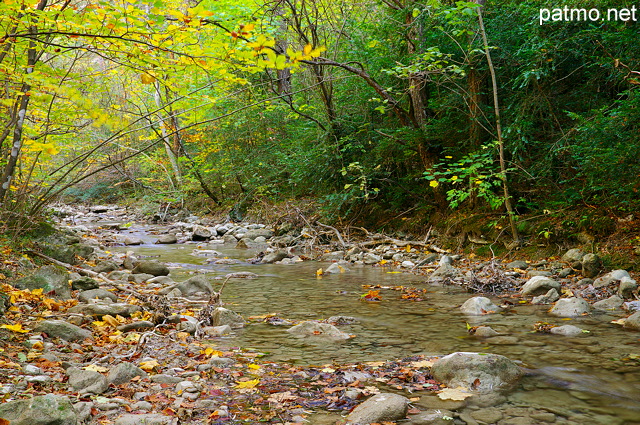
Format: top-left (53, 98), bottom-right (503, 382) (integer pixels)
top-left (477, 6), bottom-right (519, 243)
top-left (154, 80), bottom-right (182, 189)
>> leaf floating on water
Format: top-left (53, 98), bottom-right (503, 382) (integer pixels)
top-left (611, 318), bottom-right (626, 326)
top-left (437, 387), bottom-right (474, 401)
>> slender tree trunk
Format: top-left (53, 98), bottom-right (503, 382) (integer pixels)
top-left (477, 6), bottom-right (519, 243)
top-left (154, 80), bottom-right (181, 189)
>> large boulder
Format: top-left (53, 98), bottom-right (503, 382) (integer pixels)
top-left (132, 261), bottom-right (170, 276)
top-left (34, 319), bottom-right (91, 341)
top-left (156, 234), bottom-right (177, 244)
top-left (521, 276), bottom-right (561, 296)
top-left (346, 393), bottom-right (409, 424)
top-left (78, 289), bottom-right (118, 303)
top-left (430, 352), bottom-right (523, 392)
top-left (12, 265), bottom-right (71, 300)
top-left (460, 297), bottom-right (500, 315)
top-left (592, 295), bottom-right (624, 311)
top-left (549, 297), bottom-right (590, 317)
top-left (0, 394), bottom-right (77, 425)
top-left (593, 270), bottom-right (631, 288)
top-left (531, 288), bottom-right (560, 305)
top-left (287, 321), bottom-right (350, 340)
top-left (71, 276), bottom-right (99, 291)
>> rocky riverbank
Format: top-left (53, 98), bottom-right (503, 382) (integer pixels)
top-left (1, 204), bottom-right (639, 425)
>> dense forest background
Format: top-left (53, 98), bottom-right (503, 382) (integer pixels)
top-left (1, 0), bottom-right (638, 243)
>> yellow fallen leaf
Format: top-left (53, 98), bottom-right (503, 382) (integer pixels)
top-left (235, 378), bottom-right (260, 389)
top-left (611, 319), bottom-right (626, 326)
top-left (437, 387), bottom-right (474, 401)
top-left (248, 363), bottom-right (261, 370)
top-left (1, 323), bottom-right (29, 333)
top-left (84, 364), bottom-right (109, 373)
top-left (102, 315), bottom-right (120, 327)
top-left (31, 341), bottom-right (44, 350)
top-left (176, 332), bottom-right (190, 341)
top-left (203, 348), bottom-right (224, 357)
top-left (316, 268), bottom-right (323, 276)
top-left (139, 360), bottom-right (160, 372)
top-left (406, 245), bottom-right (411, 253)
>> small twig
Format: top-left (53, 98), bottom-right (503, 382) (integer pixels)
top-left (316, 221), bottom-right (347, 248)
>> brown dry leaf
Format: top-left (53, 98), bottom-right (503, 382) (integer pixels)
top-left (437, 387), bottom-right (474, 401)
top-left (410, 359), bottom-right (434, 368)
top-left (267, 391), bottom-right (297, 403)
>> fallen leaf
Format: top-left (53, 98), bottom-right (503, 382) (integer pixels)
top-left (611, 319), bottom-right (626, 325)
top-left (437, 387), bottom-right (474, 401)
top-left (102, 315), bottom-right (120, 327)
top-left (235, 378), bottom-right (260, 389)
top-left (1, 323), bottom-right (29, 333)
top-left (410, 359), bottom-right (434, 368)
top-left (139, 360), bottom-right (160, 372)
top-left (84, 364), bottom-right (109, 373)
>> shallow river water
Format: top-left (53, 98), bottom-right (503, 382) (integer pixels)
top-left (111, 225), bottom-right (640, 425)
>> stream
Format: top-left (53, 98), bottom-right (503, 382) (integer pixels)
top-left (101, 222), bottom-right (640, 424)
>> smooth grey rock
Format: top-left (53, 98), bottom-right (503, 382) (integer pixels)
top-left (401, 260), bottom-right (415, 268)
top-left (531, 288), bottom-right (560, 305)
top-left (594, 270), bottom-right (631, 288)
top-left (23, 364), bottom-right (43, 375)
top-left (558, 268), bottom-right (573, 278)
top-left (68, 302), bottom-right (141, 318)
top-left (460, 297), bottom-right (500, 315)
top-left (67, 367), bottom-right (108, 394)
top-left (117, 321), bottom-right (155, 332)
top-left (506, 260), bottom-right (528, 269)
top-left (242, 229), bottom-right (273, 240)
top-left (321, 251), bottom-right (345, 261)
top-left (78, 289), bottom-right (118, 303)
top-left (430, 352), bottom-right (523, 392)
top-left (562, 249), bottom-right (585, 263)
top-left (175, 275), bottom-right (213, 296)
top-left (124, 236), bottom-right (142, 246)
top-left (71, 276), bottom-right (99, 291)
top-left (203, 325), bottom-right (232, 337)
top-left (407, 409), bottom-right (454, 425)
top-left (132, 401), bottom-right (153, 411)
top-left (474, 326), bottom-right (499, 338)
top-left (192, 225), bottom-right (213, 241)
top-left (521, 276), bottom-right (561, 296)
top-left (287, 321), bottom-right (350, 340)
top-left (581, 253), bottom-right (601, 278)
top-left (94, 260), bottom-right (119, 274)
top-left (593, 295), bottom-right (624, 310)
top-left (12, 265), bottom-right (71, 300)
top-left (128, 273), bottom-right (154, 284)
top-left (261, 250), bottom-right (290, 264)
top-left (0, 394), bottom-right (77, 425)
top-left (470, 408), bottom-right (504, 424)
top-left (150, 374), bottom-right (182, 384)
top-left (222, 234), bottom-right (237, 244)
top-left (147, 276), bottom-right (174, 285)
top-left (549, 297), bottom-right (590, 317)
top-left (211, 307), bottom-right (245, 329)
top-left (527, 270), bottom-right (552, 278)
top-left (623, 311), bottom-right (640, 331)
top-left (132, 261), bottom-right (170, 277)
top-left (73, 401), bottom-right (93, 423)
top-left (156, 234), bottom-right (177, 244)
top-left (114, 414), bottom-right (175, 425)
top-left (324, 263), bottom-right (349, 274)
top-left (549, 325), bottom-right (584, 337)
top-left (34, 319), bottom-right (91, 341)
top-left (346, 393), bottom-right (409, 424)
top-left (363, 253), bottom-right (382, 265)
top-left (429, 263), bottom-right (461, 281)
top-left (108, 362), bottom-right (148, 385)
top-left (618, 278), bottom-right (638, 299)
